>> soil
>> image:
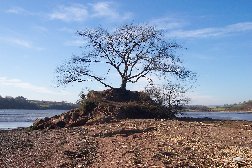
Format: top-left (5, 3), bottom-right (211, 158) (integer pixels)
top-left (32, 89), bottom-right (174, 130)
top-left (1, 118), bottom-right (252, 168)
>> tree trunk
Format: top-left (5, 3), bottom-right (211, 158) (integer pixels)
top-left (120, 78), bottom-right (127, 90)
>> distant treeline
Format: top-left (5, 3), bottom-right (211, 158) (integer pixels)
top-left (0, 96), bottom-right (78, 110)
top-left (183, 105), bottom-right (212, 112)
top-left (212, 100), bottom-right (252, 112)
top-left (184, 100), bottom-right (252, 112)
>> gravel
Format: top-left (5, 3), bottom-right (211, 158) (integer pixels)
top-left (0, 119), bottom-right (252, 167)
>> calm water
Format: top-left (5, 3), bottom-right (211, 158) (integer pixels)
top-left (0, 109), bottom-right (66, 130)
top-left (178, 111), bottom-right (252, 121)
top-left (1, 110), bottom-right (252, 130)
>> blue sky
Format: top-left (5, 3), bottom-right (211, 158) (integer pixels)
top-left (0, 0), bottom-right (251, 105)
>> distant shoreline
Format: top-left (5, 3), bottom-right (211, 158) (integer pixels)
top-left (185, 110), bottom-right (252, 113)
top-left (0, 96), bottom-right (78, 110)
top-left (0, 108), bottom-right (70, 110)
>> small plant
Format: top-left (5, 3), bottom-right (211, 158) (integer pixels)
top-left (77, 91), bottom-right (97, 115)
top-left (145, 83), bottom-right (190, 114)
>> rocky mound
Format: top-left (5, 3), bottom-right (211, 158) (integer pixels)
top-left (32, 89), bottom-right (175, 130)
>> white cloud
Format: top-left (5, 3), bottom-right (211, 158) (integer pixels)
top-left (49, 4), bottom-right (88, 22)
top-left (226, 22), bottom-right (252, 32)
top-left (0, 77), bottom-right (77, 102)
top-left (49, 2), bottom-right (132, 22)
top-left (5, 6), bottom-right (31, 15)
top-left (7, 37), bottom-right (33, 48)
top-left (6, 2), bottom-right (133, 23)
top-left (91, 2), bottom-right (132, 20)
top-left (167, 22), bottom-right (252, 38)
top-left (5, 6), bottom-right (40, 16)
top-left (0, 77), bottom-right (52, 94)
top-left (0, 76), bottom-right (70, 96)
top-left (92, 2), bottom-right (114, 17)
top-left (0, 37), bottom-right (44, 50)
top-left (149, 17), bottom-right (187, 30)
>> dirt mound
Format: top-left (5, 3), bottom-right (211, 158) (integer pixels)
top-left (33, 108), bottom-right (89, 129)
top-left (86, 88), bottom-right (153, 102)
top-left (32, 89), bottom-right (174, 130)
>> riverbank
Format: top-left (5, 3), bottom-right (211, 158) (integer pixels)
top-left (0, 119), bottom-right (252, 167)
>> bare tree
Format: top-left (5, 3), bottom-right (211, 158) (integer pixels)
top-left (145, 83), bottom-right (190, 113)
top-left (56, 24), bottom-right (195, 90)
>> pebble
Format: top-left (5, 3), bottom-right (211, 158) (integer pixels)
top-left (233, 156), bottom-right (244, 162)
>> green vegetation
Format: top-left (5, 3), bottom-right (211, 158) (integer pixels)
top-left (183, 105), bottom-right (211, 112)
top-left (211, 100), bottom-right (252, 112)
top-left (183, 100), bottom-right (252, 112)
top-left (0, 95), bottom-right (77, 110)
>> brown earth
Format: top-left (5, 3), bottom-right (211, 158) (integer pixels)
top-left (32, 89), bottom-right (174, 130)
top-left (2, 89), bottom-right (252, 167)
top-left (1, 119), bottom-right (252, 168)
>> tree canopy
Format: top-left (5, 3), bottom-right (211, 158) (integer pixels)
top-left (56, 24), bottom-right (195, 90)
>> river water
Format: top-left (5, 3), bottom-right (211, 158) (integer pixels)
top-left (1, 110), bottom-right (252, 129)
top-left (0, 109), bottom-right (65, 130)
top-left (178, 111), bottom-right (252, 121)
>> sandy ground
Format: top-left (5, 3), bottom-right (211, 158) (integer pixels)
top-left (0, 119), bottom-right (252, 168)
